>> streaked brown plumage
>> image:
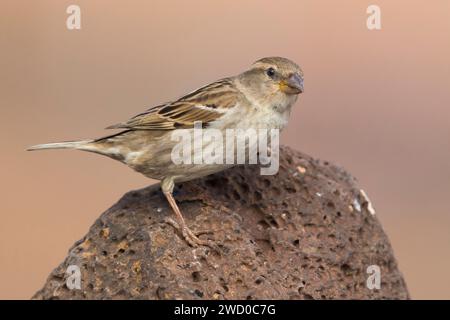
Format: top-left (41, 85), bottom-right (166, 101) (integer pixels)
top-left (107, 78), bottom-right (239, 130)
top-left (27, 57), bottom-right (304, 247)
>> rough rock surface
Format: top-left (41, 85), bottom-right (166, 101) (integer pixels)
top-left (33, 146), bottom-right (409, 300)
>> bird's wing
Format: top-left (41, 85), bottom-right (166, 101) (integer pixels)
top-left (107, 78), bottom-right (239, 130)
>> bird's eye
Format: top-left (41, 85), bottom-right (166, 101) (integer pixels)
top-left (266, 67), bottom-right (276, 78)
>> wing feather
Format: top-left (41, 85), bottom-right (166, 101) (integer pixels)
top-left (107, 78), bottom-right (238, 130)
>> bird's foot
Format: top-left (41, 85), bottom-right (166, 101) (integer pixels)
top-left (164, 218), bottom-right (216, 249)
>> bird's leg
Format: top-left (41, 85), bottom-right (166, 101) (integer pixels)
top-left (161, 177), bottom-right (211, 247)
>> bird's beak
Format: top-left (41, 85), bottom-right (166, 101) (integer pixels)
top-left (279, 73), bottom-right (304, 94)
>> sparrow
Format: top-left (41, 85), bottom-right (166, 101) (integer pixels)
top-left (27, 57), bottom-right (304, 247)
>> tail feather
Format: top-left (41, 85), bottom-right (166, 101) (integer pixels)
top-left (27, 140), bottom-right (93, 151)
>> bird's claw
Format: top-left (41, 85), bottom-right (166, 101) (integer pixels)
top-left (164, 217), bottom-right (217, 250)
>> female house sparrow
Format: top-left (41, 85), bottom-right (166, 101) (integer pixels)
top-left (28, 57), bottom-right (304, 247)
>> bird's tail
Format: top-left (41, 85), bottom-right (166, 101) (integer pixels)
top-left (27, 140), bottom-right (93, 151)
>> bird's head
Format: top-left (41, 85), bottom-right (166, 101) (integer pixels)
top-left (238, 57), bottom-right (304, 110)
top-left (251, 57), bottom-right (304, 94)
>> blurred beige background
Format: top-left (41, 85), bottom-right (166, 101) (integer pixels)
top-left (1, 0), bottom-right (449, 299)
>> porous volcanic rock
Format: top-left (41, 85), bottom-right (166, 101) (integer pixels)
top-left (33, 146), bottom-right (409, 299)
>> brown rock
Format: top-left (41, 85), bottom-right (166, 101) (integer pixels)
top-left (32, 146), bottom-right (409, 300)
